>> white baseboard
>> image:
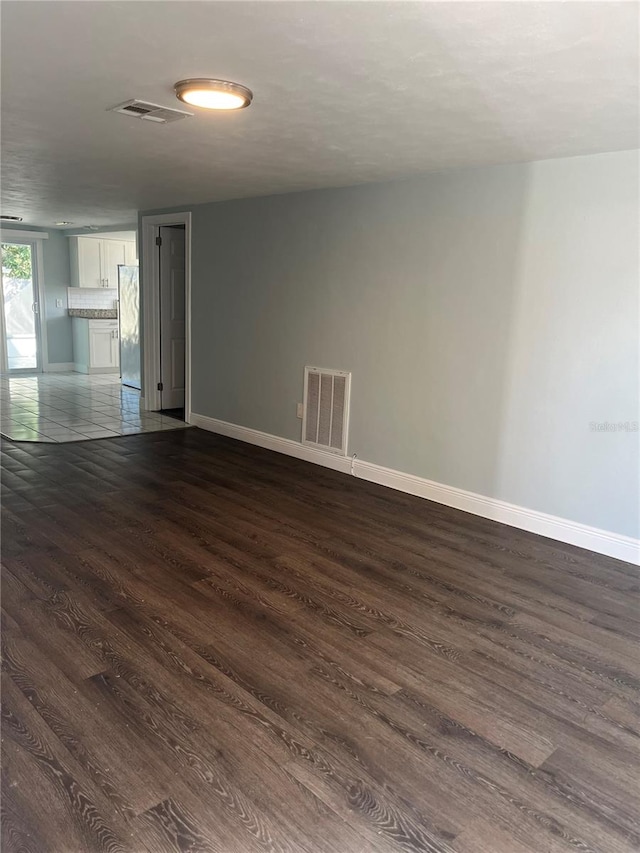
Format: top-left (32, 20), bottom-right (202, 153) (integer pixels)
top-left (190, 413), bottom-right (352, 475)
top-left (44, 362), bottom-right (74, 373)
top-left (190, 413), bottom-right (640, 566)
top-left (73, 363), bottom-right (119, 375)
top-left (354, 458), bottom-right (639, 566)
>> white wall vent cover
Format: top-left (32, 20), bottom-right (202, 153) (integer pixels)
top-left (302, 366), bottom-right (351, 456)
top-left (109, 100), bottom-right (193, 124)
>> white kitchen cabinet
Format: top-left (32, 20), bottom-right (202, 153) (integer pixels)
top-left (70, 237), bottom-right (137, 288)
top-left (102, 241), bottom-right (127, 289)
top-left (77, 238), bottom-right (103, 288)
top-left (89, 321), bottom-right (119, 369)
top-left (72, 318), bottom-right (119, 373)
top-left (124, 240), bottom-right (138, 265)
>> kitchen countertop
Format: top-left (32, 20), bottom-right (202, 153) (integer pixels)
top-left (68, 309), bottom-right (118, 319)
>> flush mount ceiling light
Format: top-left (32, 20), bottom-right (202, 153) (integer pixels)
top-left (55, 221), bottom-right (73, 226)
top-left (174, 78), bottom-right (253, 110)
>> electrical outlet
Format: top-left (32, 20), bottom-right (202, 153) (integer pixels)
top-left (56, 298), bottom-right (63, 308)
top-left (296, 402), bottom-right (304, 419)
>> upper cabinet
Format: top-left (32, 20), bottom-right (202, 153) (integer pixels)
top-left (101, 240), bottom-right (126, 288)
top-left (70, 237), bottom-right (137, 288)
top-left (76, 237), bottom-right (102, 288)
top-left (124, 241), bottom-right (137, 266)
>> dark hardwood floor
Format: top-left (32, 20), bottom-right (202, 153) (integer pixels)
top-left (1, 427), bottom-right (639, 853)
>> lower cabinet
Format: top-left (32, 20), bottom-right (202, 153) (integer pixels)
top-left (72, 319), bottom-right (120, 373)
top-left (89, 323), bottom-right (119, 369)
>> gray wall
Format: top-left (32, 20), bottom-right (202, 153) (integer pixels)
top-left (143, 150), bottom-right (639, 539)
top-left (2, 225), bottom-right (73, 364)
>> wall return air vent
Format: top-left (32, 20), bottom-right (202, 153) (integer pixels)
top-left (109, 99), bottom-right (193, 124)
top-left (302, 366), bottom-right (351, 456)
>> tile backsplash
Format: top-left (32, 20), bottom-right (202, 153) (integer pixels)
top-left (67, 287), bottom-right (118, 310)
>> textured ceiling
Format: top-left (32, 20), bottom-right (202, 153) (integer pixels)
top-left (1, 1), bottom-right (638, 228)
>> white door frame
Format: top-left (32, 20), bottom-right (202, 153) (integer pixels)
top-left (140, 212), bottom-right (191, 419)
top-left (0, 229), bottom-right (49, 373)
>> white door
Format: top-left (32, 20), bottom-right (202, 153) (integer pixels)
top-left (102, 240), bottom-right (126, 289)
top-left (159, 226), bottom-right (185, 410)
top-left (78, 238), bottom-right (103, 288)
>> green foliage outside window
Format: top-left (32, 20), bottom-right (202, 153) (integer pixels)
top-left (2, 244), bottom-right (32, 280)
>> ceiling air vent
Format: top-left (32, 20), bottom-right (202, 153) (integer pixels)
top-left (109, 100), bottom-right (193, 124)
top-left (302, 366), bottom-right (351, 456)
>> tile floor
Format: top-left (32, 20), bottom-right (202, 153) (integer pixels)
top-left (0, 373), bottom-right (191, 443)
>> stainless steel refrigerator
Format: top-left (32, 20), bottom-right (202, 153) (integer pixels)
top-left (118, 264), bottom-right (141, 390)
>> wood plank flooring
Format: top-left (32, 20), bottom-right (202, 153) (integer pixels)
top-left (1, 428), bottom-right (639, 853)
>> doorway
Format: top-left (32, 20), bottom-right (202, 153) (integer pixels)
top-left (140, 211), bottom-right (191, 420)
top-left (158, 224), bottom-right (186, 418)
top-left (0, 240), bottom-right (45, 373)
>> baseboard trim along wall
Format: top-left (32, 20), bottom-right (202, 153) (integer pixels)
top-left (190, 412), bottom-right (640, 566)
top-left (73, 364), bottom-right (120, 375)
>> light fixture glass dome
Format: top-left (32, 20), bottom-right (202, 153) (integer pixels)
top-left (174, 79), bottom-right (253, 110)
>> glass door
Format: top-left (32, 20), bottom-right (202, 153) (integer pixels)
top-left (1, 241), bottom-right (42, 372)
